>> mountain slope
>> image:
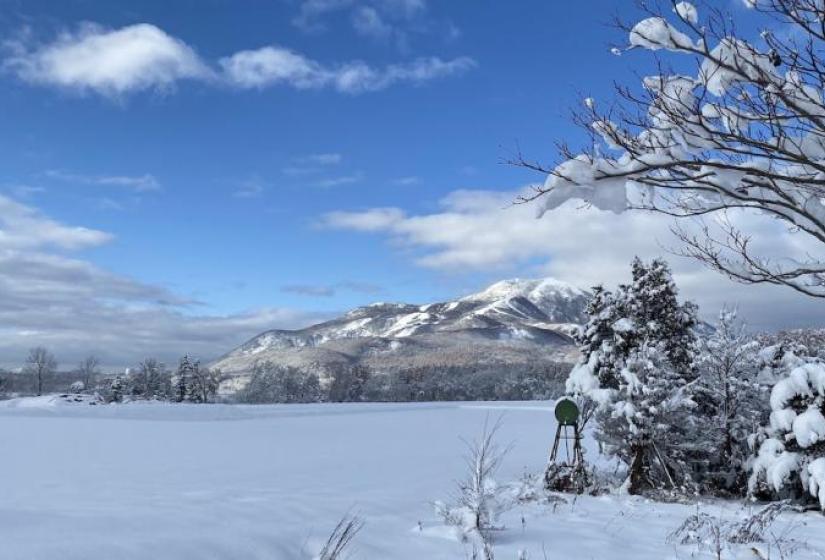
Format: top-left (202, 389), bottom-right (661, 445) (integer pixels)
top-left (212, 278), bottom-right (589, 381)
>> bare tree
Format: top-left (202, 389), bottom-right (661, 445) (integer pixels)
top-left (75, 355), bottom-right (100, 391)
top-left (435, 416), bottom-right (512, 559)
top-left (512, 0), bottom-right (825, 297)
top-left (23, 347), bottom-right (57, 396)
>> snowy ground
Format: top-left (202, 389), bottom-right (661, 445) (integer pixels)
top-left (1, 397), bottom-right (823, 559)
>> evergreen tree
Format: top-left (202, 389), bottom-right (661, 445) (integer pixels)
top-left (566, 258), bottom-right (699, 494)
top-left (749, 350), bottom-right (825, 510)
top-left (574, 285), bottom-right (623, 391)
top-left (175, 355), bottom-right (194, 403)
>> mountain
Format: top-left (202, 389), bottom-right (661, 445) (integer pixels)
top-left (212, 278), bottom-right (589, 390)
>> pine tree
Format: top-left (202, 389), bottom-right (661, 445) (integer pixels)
top-left (597, 343), bottom-right (695, 494)
top-left (624, 257), bottom-right (698, 380)
top-left (566, 258), bottom-right (699, 494)
top-left (574, 285), bottom-right (623, 391)
top-left (175, 355), bottom-right (193, 403)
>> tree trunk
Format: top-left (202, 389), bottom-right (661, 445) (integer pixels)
top-left (628, 444), bottom-right (649, 495)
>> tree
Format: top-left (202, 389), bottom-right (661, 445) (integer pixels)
top-left (110, 375), bottom-right (124, 403)
top-left (23, 347), bottom-right (57, 396)
top-left (693, 308), bottom-right (766, 493)
top-left (128, 359), bottom-right (171, 400)
top-left (328, 365), bottom-right (371, 402)
top-left (75, 355), bottom-right (100, 392)
top-left (604, 343), bottom-right (695, 494)
top-left (567, 258), bottom-right (698, 494)
top-left (174, 355), bottom-right (194, 403)
top-left (187, 362), bottom-right (222, 403)
top-left (513, 0), bottom-right (825, 298)
top-left (235, 362), bottom-right (322, 404)
top-left (749, 351), bottom-right (825, 510)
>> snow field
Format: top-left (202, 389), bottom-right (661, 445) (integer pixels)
top-left (0, 398), bottom-right (823, 559)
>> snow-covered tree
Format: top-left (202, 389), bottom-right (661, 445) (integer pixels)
top-left (612, 343), bottom-right (697, 494)
top-left (573, 284), bottom-right (623, 393)
top-left (328, 365), bottom-right (371, 402)
top-left (749, 352), bottom-right (825, 510)
top-left (128, 359), bottom-right (171, 400)
top-left (435, 417), bottom-right (512, 554)
top-left (514, 0), bottom-right (825, 298)
top-left (187, 362), bottom-right (222, 403)
top-left (174, 355), bottom-right (194, 403)
top-left (567, 258), bottom-right (698, 494)
top-left (693, 308), bottom-right (766, 493)
top-left (110, 375), bottom-right (124, 403)
top-left (235, 362), bottom-right (323, 404)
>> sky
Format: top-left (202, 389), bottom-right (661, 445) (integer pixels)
top-left (1, 0), bottom-right (823, 369)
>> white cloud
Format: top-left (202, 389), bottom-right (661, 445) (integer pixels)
top-left (293, 0), bottom-right (426, 33)
top-left (0, 195), bottom-right (328, 368)
top-left (292, 0), bottom-right (356, 31)
top-left (316, 173), bottom-right (363, 188)
top-left (4, 23), bottom-right (211, 97)
top-left (219, 46), bottom-right (328, 89)
top-left (281, 281), bottom-right (383, 297)
top-left (45, 169), bottom-right (161, 192)
top-left (0, 194), bottom-right (111, 250)
top-left (5, 22), bottom-right (474, 97)
top-left (322, 207), bottom-right (406, 231)
top-left (220, 47), bottom-right (475, 93)
top-left (321, 187), bottom-right (825, 330)
top-left (352, 7), bottom-right (393, 38)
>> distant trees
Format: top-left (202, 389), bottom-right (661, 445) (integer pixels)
top-left (75, 355), bottom-right (100, 392)
top-left (171, 355), bottom-right (221, 403)
top-left (23, 347), bottom-right (57, 396)
top-left (128, 359), bottom-right (172, 400)
top-left (237, 362), bottom-right (322, 404)
top-left (328, 365), bottom-right (371, 402)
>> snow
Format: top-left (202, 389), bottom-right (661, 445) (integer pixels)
top-left (613, 317), bottom-right (634, 333)
top-left (674, 2), bottom-right (698, 24)
top-left (808, 458), bottom-right (825, 508)
top-left (770, 362), bottom-right (825, 412)
top-left (461, 277), bottom-right (586, 303)
top-left (629, 17), bottom-right (695, 51)
top-left (1, 398), bottom-right (823, 559)
top-left (793, 407), bottom-right (825, 447)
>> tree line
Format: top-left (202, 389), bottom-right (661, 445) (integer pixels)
top-left (563, 257), bottom-right (825, 512)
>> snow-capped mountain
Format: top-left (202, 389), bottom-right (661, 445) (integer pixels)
top-left (212, 278), bottom-right (589, 379)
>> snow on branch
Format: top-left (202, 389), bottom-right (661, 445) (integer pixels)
top-left (511, 0), bottom-right (825, 297)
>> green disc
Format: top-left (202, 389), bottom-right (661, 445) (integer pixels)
top-left (555, 397), bottom-right (579, 426)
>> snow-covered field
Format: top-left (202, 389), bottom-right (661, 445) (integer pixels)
top-left (1, 397), bottom-right (823, 559)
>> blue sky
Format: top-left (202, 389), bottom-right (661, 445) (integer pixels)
top-left (1, 0), bottom-right (821, 367)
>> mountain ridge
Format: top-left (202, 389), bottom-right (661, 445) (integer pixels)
top-left (212, 277), bottom-right (589, 385)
